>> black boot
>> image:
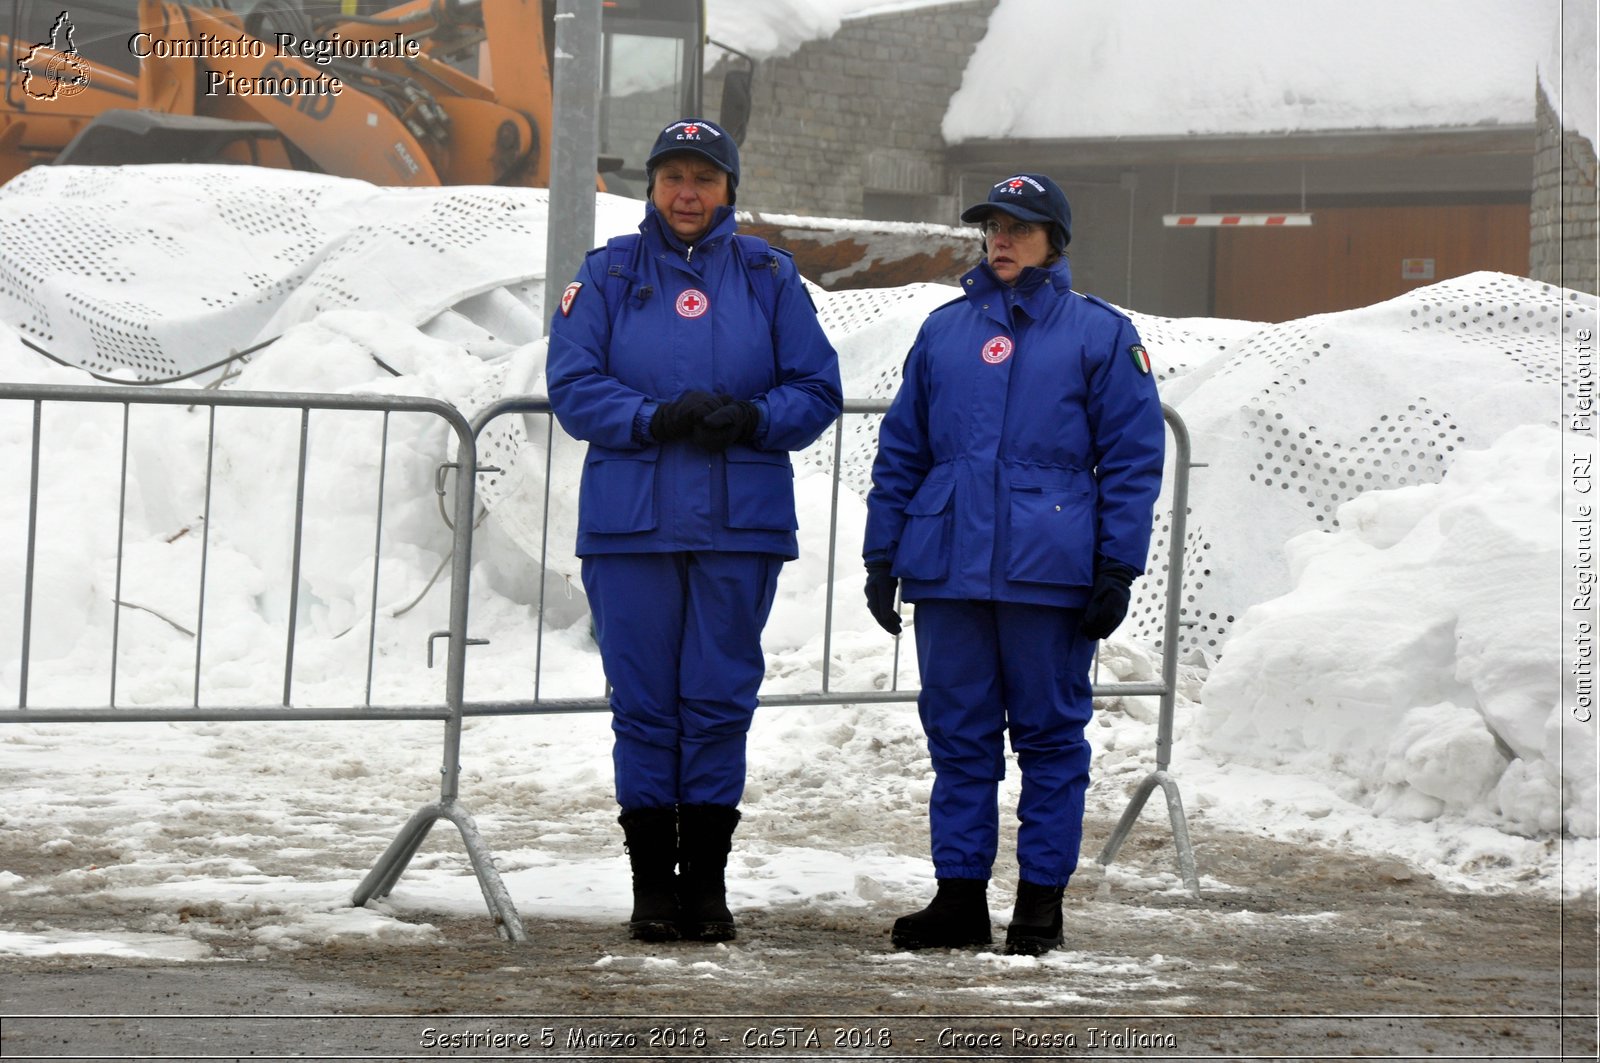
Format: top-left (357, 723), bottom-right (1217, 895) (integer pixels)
top-left (676, 804), bottom-right (741, 941)
top-left (1004, 880), bottom-right (1065, 956)
top-left (890, 878), bottom-right (992, 950)
top-left (618, 806), bottom-right (680, 942)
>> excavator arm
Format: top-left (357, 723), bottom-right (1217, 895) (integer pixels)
top-left (300, 0), bottom-right (555, 185)
top-left (0, 0), bottom-right (553, 187)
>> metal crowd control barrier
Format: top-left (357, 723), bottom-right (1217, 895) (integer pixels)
top-left (1095, 407), bottom-right (1201, 897)
top-left (451, 399), bottom-right (1203, 906)
top-left (1, 382), bottom-right (1198, 943)
top-left (0, 381), bottom-right (526, 942)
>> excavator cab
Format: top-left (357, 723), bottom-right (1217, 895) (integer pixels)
top-left (591, 0), bottom-right (703, 198)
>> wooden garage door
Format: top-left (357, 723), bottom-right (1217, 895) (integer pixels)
top-left (1213, 203), bottom-right (1530, 322)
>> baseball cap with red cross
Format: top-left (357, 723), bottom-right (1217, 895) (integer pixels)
top-left (960, 172), bottom-right (1072, 252)
top-left (646, 117), bottom-right (741, 201)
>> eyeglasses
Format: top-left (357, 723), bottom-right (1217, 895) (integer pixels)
top-left (978, 218), bottom-right (1039, 240)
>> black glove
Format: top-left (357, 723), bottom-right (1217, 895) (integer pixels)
top-left (692, 398), bottom-right (761, 450)
top-left (863, 560), bottom-right (902, 636)
top-left (1080, 561), bottom-right (1139, 640)
top-left (649, 390), bottom-right (722, 443)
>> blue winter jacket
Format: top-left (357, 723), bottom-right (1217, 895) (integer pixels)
top-left (864, 257), bottom-right (1165, 607)
top-left (546, 204), bottom-right (843, 559)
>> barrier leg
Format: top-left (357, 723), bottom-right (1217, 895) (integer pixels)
top-left (1097, 769), bottom-right (1202, 900)
top-left (355, 803), bottom-right (439, 904)
top-left (353, 800), bottom-right (528, 943)
top-left (440, 800), bottom-right (528, 943)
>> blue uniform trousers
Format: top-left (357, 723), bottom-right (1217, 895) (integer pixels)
top-left (581, 551), bottom-right (781, 811)
top-left (912, 599), bottom-right (1097, 887)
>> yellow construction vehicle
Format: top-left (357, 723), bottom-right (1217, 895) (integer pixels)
top-left (0, 1), bottom-right (978, 290)
top-left (0, 0), bottom-right (742, 190)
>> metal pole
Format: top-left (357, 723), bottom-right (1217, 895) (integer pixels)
top-left (820, 417), bottom-right (845, 693)
top-left (19, 401), bottom-right (41, 709)
top-left (439, 431), bottom-right (479, 805)
top-left (194, 408), bottom-right (217, 707)
top-left (110, 404), bottom-right (131, 707)
top-left (534, 415), bottom-right (555, 703)
top-left (1154, 406), bottom-right (1193, 772)
top-left (281, 409), bottom-right (312, 708)
top-left (542, 0), bottom-right (602, 325)
top-left (364, 413), bottom-right (391, 707)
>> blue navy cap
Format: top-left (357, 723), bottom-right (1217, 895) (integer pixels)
top-left (960, 172), bottom-right (1072, 251)
top-left (646, 117), bottom-right (740, 194)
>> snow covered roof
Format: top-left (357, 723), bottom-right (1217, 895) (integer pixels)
top-left (943, 0), bottom-right (1562, 142)
top-left (709, 1), bottom-right (1585, 147)
top-left (705, 0), bottom-right (957, 62)
top-left (1539, 0), bottom-right (1598, 148)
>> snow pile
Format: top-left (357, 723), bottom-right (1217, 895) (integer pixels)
top-left (945, 0), bottom-right (1559, 141)
top-left (1198, 425), bottom-right (1593, 839)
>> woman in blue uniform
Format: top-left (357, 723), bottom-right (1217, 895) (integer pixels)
top-left (546, 118), bottom-right (842, 944)
top-left (863, 173), bottom-right (1164, 955)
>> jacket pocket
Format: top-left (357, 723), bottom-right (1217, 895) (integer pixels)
top-left (581, 446), bottom-right (659, 534)
top-left (1005, 471), bottom-right (1094, 586)
top-left (895, 476), bottom-right (955, 581)
top-left (724, 447), bottom-right (797, 531)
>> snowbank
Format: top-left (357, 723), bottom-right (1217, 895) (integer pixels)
top-left (1198, 425), bottom-right (1593, 840)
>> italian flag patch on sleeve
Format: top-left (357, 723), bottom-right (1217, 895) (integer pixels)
top-left (1128, 344), bottom-right (1152, 375)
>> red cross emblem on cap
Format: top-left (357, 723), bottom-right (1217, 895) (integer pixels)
top-left (676, 288), bottom-right (709, 318)
top-left (684, 124), bottom-right (700, 137)
top-left (1009, 179), bottom-right (1023, 189)
top-left (981, 335), bottom-right (1013, 364)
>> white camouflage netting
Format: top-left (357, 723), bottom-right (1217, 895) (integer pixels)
top-left (0, 165), bottom-right (551, 378)
top-left (0, 167), bottom-right (1590, 662)
top-left (1141, 274), bottom-right (1584, 656)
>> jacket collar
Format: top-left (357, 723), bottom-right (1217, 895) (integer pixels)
top-left (642, 202), bottom-right (738, 257)
top-left (961, 255), bottom-right (1074, 324)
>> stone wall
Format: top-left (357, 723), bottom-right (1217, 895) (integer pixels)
top-left (708, 0), bottom-right (997, 222)
top-left (1532, 85), bottom-right (1599, 295)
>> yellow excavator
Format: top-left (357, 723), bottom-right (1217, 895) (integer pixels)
top-left (0, 0), bottom-right (742, 192)
top-left (0, 0), bottom-right (973, 288)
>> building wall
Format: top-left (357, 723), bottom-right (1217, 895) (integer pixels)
top-left (1532, 86), bottom-right (1599, 295)
top-left (710, 0), bottom-right (997, 223)
top-left (708, 5), bottom-right (1555, 317)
